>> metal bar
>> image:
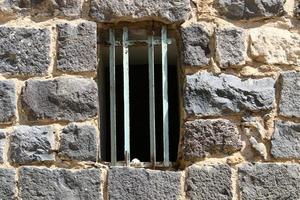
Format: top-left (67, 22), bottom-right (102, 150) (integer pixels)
top-left (162, 26), bottom-right (169, 166)
top-left (99, 39), bottom-right (172, 47)
top-left (148, 34), bottom-right (156, 168)
top-left (123, 27), bottom-right (130, 166)
top-left (109, 28), bottom-right (117, 166)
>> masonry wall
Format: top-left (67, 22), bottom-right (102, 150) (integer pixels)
top-left (0, 0), bottom-right (299, 199)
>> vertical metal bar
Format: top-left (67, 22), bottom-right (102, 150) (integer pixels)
top-left (123, 27), bottom-right (130, 166)
top-left (162, 26), bottom-right (169, 166)
top-left (148, 34), bottom-right (156, 168)
top-left (109, 28), bottom-right (117, 166)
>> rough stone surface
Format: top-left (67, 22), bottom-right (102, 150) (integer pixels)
top-left (59, 123), bottom-right (97, 162)
top-left (184, 72), bottom-right (275, 116)
top-left (186, 164), bottom-right (232, 200)
top-left (19, 167), bottom-right (102, 200)
top-left (183, 119), bottom-right (242, 160)
top-left (239, 163), bottom-right (300, 199)
top-left (22, 77), bottom-right (98, 122)
top-left (279, 71), bottom-right (300, 118)
top-left (0, 168), bottom-right (15, 200)
top-left (90, 0), bottom-right (191, 23)
top-left (250, 27), bottom-right (300, 65)
top-left (0, 80), bottom-right (15, 123)
top-left (9, 125), bottom-right (55, 164)
top-left (0, 131), bottom-right (5, 163)
top-left (52, 0), bottom-right (82, 17)
top-left (57, 22), bottom-right (97, 72)
top-left (215, 0), bottom-right (285, 20)
top-left (108, 167), bottom-right (182, 200)
top-left (296, 0), bottom-right (300, 18)
top-left (180, 23), bottom-right (211, 67)
top-left (0, 26), bottom-right (50, 75)
top-left (271, 120), bottom-right (300, 159)
top-left (215, 27), bottom-right (246, 68)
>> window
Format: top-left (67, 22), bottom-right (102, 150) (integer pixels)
top-left (98, 23), bottom-right (179, 168)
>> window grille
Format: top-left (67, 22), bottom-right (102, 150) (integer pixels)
top-left (103, 25), bottom-right (175, 168)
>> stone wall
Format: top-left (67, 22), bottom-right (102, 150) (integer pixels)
top-left (0, 0), bottom-right (299, 199)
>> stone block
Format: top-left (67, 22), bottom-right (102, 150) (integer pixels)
top-left (22, 77), bottom-right (98, 122)
top-left (0, 131), bottom-right (5, 163)
top-left (0, 168), bottom-right (15, 200)
top-left (57, 21), bottom-right (97, 72)
top-left (0, 80), bottom-right (16, 123)
top-left (184, 72), bottom-right (275, 116)
top-left (239, 163), bottom-right (300, 199)
top-left (296, 0), bottom-right (300, 18)
top-left (9, 125), bottom-right (55, 164)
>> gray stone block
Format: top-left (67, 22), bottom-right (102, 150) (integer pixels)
top-left (184, 72), bottom-right (275, 116)
top-left (0, 26), bottom-right (50, 75)
top-left (108, 167), bottom-right (182, 200)
top-left (22, 77), bottom-right (98, 122)
top-left (0, 80), bottom-right (16, 123)
top-left (183, 119), bottom-right (242, 160)
top-left (9, 125), bottom-right (55, 164)
top-left (57, 22), bottom-right (97, 72)
top-left (90, 0), bottom-right (191, 23)
top-left (53, 0), bottom-right (82, 17)
top-left (19, 167), bottom-right (102, 200)
top-left (59, 123), bottom-right (97, 162)
top-left (0, 168), bottom-right (15, 200)
top-left (296, 0), bottom-right (300, 18)
top-left (271, 120), bottom-right (300, 159)
top-left (180, 23), bottom-right (211, 67)
top-left (186, 164), bottom-right (232, 200)
top-left (0, 131), bottom-right (5, 163)
top-left (279, 71), bottom-right (300, 118)
top-left (215, 27), bottom-right (246, 68)
top-left (238, 163), bottom-right (300, 199)
top-left (215, 0), bottom-right (285, 20)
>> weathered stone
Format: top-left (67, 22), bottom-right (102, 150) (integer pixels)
top-left (59, 123), bottom-right (97, 162)
top-left (183, 119), bottom-right (242, 160)
top-left (22, 77), bottom-right (98, 122)
top-left (0, 168), bottom-right (15, 200)
top-left (215, 0), bottom-right (285, 20)
top-left (215, 27), bottom-right (246, 68)
top-left (271, 120), bottom-right (300, 159)
top-left (239, 163), bottom-right (300, 199)
top-left (57, 22), bottom-right (97, 72)
top-left (108, 167), bottom-right (182, 200)
top-left (186, 164), bottom-right (232, 200)
top-left (184, 72), bottom-right (275, 116)
top-left (296, 0), bottom-right (300, 18)
top-left (180, 23), bottom-right (211, 67)
top-left (9, 125), bottom-right (55, 164)
top-left (279, 71), bottom-right (300, 118)
top-left (0, 80), bottom-right (15, 123)
top-left (90, 0), bottom-right (191, 23)
top-left (19, 167), bottom-right (102, 200)
top-left (0, 131), bottom-right (5, 163)
top-left (250, 27), bottom-right (300, 65)
top-left (0, 26), bottom-right (50, 75)
top-left (53, 0), bottom-right (82, 17)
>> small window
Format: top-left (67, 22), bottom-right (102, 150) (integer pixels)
top-left (98, 23), bottom-right (180, 168)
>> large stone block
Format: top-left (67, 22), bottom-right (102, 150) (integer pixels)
top-left (279, 71), bottom-right (300, 118)
top-left (215, 0), bottom-right (285, 20)
top-left (90, 0), bottom-right (191, 23)
top-left (19, 167), bottom-right (102, 200)
top-left (0, 131), bottom-right (5, 163)
top-left (239, 163), bottom-right (300, 199)
top-left (0, 26), bottom-right (50, 75)
top-left (0, 80), bottom-right (16, 123)
top-left (9, 125), bottom-right (55, 164)
top-left (22, 77), bottom-right (98, 122)
top-left (271, 120), bottom-right (300, 159)
top-left (108, 167), bottom-right (182, 200)
top-left (183, 119), bottom-right (242, 160)
top-left (184, 72), bottom-right (275, 116)
top-left (57, 22), bottom-right (97, 72)
top-left (186, 164), bottom-right (232, 200)
top-left (250, 27), bottom-right (300, 65)
top-left (296, 0), bottom-right (300, 18)
top-left (59, 123), bottom-right (97, 162)
top-left (0, 168), bottom-right (15, 200)
top-left (53, 0), bottom-right (82, 17)
top-left (215, 27), bottom-right (246, 68)
top-left (180, 23), bottom-right (211, 67)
